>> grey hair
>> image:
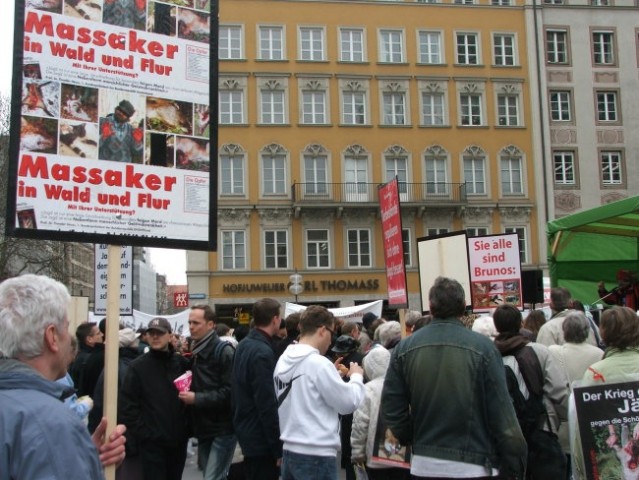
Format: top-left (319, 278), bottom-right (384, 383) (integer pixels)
top-left (0, 275), bottom-right (70, 359)
top-left (562, 311), bottom-right (590, 344)
top-left (404, 310), bottom-right (422, 327)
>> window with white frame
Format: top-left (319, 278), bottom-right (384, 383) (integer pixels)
top-left (553, 151), bottom-right (576, 185)
top-left (344, 145), bottom-right (369, 198)
top-left (303, 144), bottom-right (329, 195)
top-left (307, 229), bottom-right (330, 268)
top-left (402, 229), bottom-right (412, 267)
top-left (343, 90), bottom-right (367, 125)
top-left (500, 146), bottom-right (523, 195)
top-left (546, 30), bottom-right (568, 64)
top-left (299, 27), bottom-right (325, 61)
top-left (504, 227), bottom-right (528, 263)
top-left (427, 227), bottom-right (449, 236)
top-left (264, 230), bottom-right (288, 269)
top-left (379, 29), bottom-right (405, 63)
top-left (422, 91), bottom-right (445, 126)
top-left (456, 33), bottom-right (479, 65)
top-left (302, 89), bottom-right (326, 124)
top-left (460, 93), bottom-right (482, 126)
top-left (259, 26), bottom-right (284, 60)
top-left (418, 31), bottom-right (442, 64)
top-left (497, 93), bottom-right (520, 126)
top-left (340, 28), bottom-right (365, 62)
top-left (493, 34), bottom-right (515, 66)
top-left (220, 144), bottom-right (245, 195)
top-left (383, 90), bottom-right (407, 126)
top-left (491, 0), bottom-right (511, 5)
top-left (466, 227), bottom-right (488, 237)
top-left (222, 230), bottom-right (246, 269)
top-left (347, 229), bottom-right (371, 268)
top-left (424, 145), bottom-right (449, 194)
top-left (593, 31), bottom-right (615, 65)
top-left (384, 145), bottom-right (409, 194)
top-left (596, 91), bottom-right (618, 122)
top-left (454, 0), bottom-right (474, 4)
top-left (549, 91), bottom-right (571, 121)
top-left (219, 90), bottom-right (244, 125)
top-left (591, 0), bottom-right (610, 5)
top-left (261, 144), bottom-right (287, 195)
top-left (601, 151), bottom-right (623, 185)
top-left (259, 79), bottom-right (286, 124)
top-left (544, 0), bottom-right (564, 4)
top-left (463, 146), bottom-right (486, 195)
top-left (219, 25), bottom-right (243, 60)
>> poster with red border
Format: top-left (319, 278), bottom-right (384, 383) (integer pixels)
top-left (6, 0), bottom-right (218, 251)
top-left (468, 233), bottom-right (522, 312)
top-left (379, 178), bottom-right (408, 308)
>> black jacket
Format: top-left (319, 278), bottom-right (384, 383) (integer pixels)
top-left (119, 347), bottom-right (190, 447)
top-left (68, 343), bottom-right (93, 395)
top-left (80, 343), bottom-right (105, 397)
top-left (189, 331), bottom-right (235, 439)
top-left (231, 328), bottom-right (282, 458)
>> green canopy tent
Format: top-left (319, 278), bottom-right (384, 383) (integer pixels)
top-left (547, 196), bottom-right (639, 307)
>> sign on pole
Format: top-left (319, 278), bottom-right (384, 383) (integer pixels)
top-left (94, 244), bottom-right (133, 315)
top-left (379, 178), bottom-right (408, 308)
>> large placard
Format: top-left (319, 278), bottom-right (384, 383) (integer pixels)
top-left (94, 244), bottom-right (133, 315)
top-left (6, 0), bottom-right (218, 250)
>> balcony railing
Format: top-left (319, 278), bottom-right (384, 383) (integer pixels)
top-left (292, 182), bottom-right (467, 204)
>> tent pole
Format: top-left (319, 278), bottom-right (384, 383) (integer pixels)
top-left (551, 231), bottom-right (563, 257)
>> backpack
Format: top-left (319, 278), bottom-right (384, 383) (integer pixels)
top-left (504, 346), bottom-right (566, 479)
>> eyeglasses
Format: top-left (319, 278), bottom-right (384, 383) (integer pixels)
top-left (325, 325), bottom-right (337, 337)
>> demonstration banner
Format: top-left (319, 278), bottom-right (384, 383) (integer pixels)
top-left (467, 233), bottom-right (522, 312)
top-left (7, 0), bottom-right (217, 250)
top-left (573, 381), bottom-right (639, 480)
top-left (284, 300), bottom-right (384, 323)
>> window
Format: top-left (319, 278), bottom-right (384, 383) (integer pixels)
top-left (343, 91), bottom-right (366, 125)
top-left (467, 227), bottom-right (489, 237)
top-left (553, 151), bottom-right (576, 185)
top-left (380, 30), bottom-right (404, 63)
top-left (497, 94), bottom-right (519, 126)
top-left (259, 26), bottom-right (284, 60)
top-left (427, 228), bottom-right (449, 236)
top-left (340, 28), bottom-right (364, 62)
top-left (219, 26), bottom-right (242, 60)
top-left (307, 229), bottom-right (330, 268)
top-left (546, 30), bottom-right (568, 64)
top-left (264, 230), bottom-right (288, 269)
top-left (384, 149), bottom-right (408, 194)
top-left (260, 90), bottom-right (285, 124)
top-left (601, 151), bottom-right (622, 185)
top-left (549, 91), bottom-right (571, 121)
top-left (463, 147), bottom-right (486, 195)
top-left (261, 147), bottom-right (287, 195)
top-left (493, 34), bottom-right (515, 66)
top-left (425, 146), bottom-right (448, 194)
top-left (219, 90), bottom-right (244, 124)
top-left (300, 27), bottom-right (325, 61)
top-left (491, 0), bottom-right (511, 5)
top-left (222, 231), bottom-right (246, 270)
top-left (304, 150), bottom-right (328, 195)
top-left (596, 91), bottom-right (618, 122)
top-left (456, 33), bottom-right (479, 65)
top-left (544, 0), bottom-right (564, 4)
top-left (344, 149), bottom-right (369, 200)
top-left (220, 150), bottom-right (244, 195)
top-left (505, 227), bottom-right (528, 263)
top-left (347, 229), bottom-right (371, 268)
top-left (383, 92), bottom-right (407, 125)
top-left (302, 91), bottom-right (326, 124)
top-left (402, 229), bottom-right (412, 266)
top-left (591, 0), bottom-right (610, 5)
top-left (500, 147), bottom-right (523, 195)
top-left (418, 31), bottom-right (442, 64)
top-left (593, 31), bottom-right (615, 65)
top-left (460, 93), bottom-right (482, 126)
top-left (454, 0), bottom-right (474, 4)
top-left (422, 92), bottom-right (445, 126)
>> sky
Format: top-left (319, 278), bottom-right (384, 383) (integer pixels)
top-left (0, 5), bottom-right (187, 284)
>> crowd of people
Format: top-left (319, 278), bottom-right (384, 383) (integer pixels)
top-left (1, 273), bottom-right (639, 480)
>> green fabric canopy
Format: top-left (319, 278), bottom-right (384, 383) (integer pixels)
top-left (547, 196), bottom-right (639, 306)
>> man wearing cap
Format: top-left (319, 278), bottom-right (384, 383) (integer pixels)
top-left (99, 99), bottom-right (144, 163)
top-left (119, 317), bottom-right (190, 480)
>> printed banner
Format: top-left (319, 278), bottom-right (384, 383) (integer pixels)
top-left (468, 233), bottom-right (522, 312)
top-left (94, 244), bottom-right (133, 315)
top-left (379, 178), bottom-right (408, 308)
top-left (573, 381), bottom-right (639, 480)
top-left (283, 300), bottom-right (383, 323)
top-left (7, 0), bottom-right (217, 250)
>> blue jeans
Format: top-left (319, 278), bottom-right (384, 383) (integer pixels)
top-left (281, 450), bottom-right (338, 480)
top-left (197, 434), bottom-right (236, 480)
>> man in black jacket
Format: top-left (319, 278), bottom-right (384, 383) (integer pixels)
top-left (119, 317), bottom-right (190, 480)
top-left (232, 298), bottom-right (283, 480)
top-left (179, 305), bottom-right (236, 480)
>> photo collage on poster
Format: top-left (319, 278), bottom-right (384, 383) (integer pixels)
top-left (471, 279), bottom-right (522, 309)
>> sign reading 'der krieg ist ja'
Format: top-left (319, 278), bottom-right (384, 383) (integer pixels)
top-left (468, 233), bottom-right (522, 312)
top-left (6, 0), bottom-right (218, 251)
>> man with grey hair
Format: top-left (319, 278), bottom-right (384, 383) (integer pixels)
top-left (537, 288), bottom-right (597, 347)
top-left (0, 274), bottom-right (126, 478)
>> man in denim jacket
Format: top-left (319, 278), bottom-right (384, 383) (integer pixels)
top-left (382, 276), bottom-right (527, 479)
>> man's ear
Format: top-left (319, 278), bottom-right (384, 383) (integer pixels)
top-left (43, 324), bottom-right (60, 353)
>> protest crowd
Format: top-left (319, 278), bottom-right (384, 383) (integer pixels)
top-left (1, 273), bottom-right (639, 480)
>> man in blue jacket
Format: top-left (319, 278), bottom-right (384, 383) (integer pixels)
top-left (232, 297), bottom-right (283, 480)
top-left (382, 276), bottom-right (527, 480)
